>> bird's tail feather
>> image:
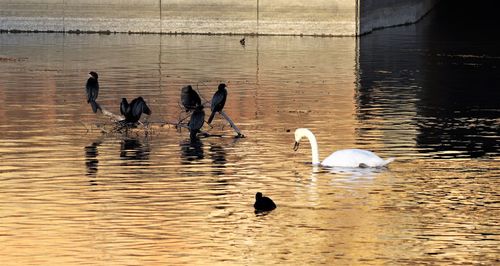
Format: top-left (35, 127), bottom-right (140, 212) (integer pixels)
top-left (383, 158), bottom-right (395, 166)
top-left (207, 111), bottom-right (216, 124)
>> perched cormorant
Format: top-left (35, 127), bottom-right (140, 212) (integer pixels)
top-left (86, 71), bottom-right (101, 113)
top-left (120, 98), bottom-right (129, 117)
top-left (254, 192), bottom-right (276, 212)
top-left (207, 83), bottom-right (227, 124)
top-left (123, 97), bottom-right (152, 123)
top-left (181, 85), bottom-right (202, 111)
top-left (188, 105), bottom-right (205, 140)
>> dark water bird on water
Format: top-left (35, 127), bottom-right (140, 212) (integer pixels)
top-left (254, 192), bottom-right (276, 213)
top-left (188, 105), bottom-right (205, 140)
top-left (207, 83), bottom-right (227, 124)
top-left (240, 37), bottom-right (245, 46)
top-left (181, 85), bottom-right (202, 111)
top-left (122, 97), bottom-right (152, 123)
top-left (120, 98), bottom-right (129, 116)
top-left (86, 71), bottom-right (101, 113)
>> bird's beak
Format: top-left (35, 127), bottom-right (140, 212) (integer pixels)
top-left (293, 141), bottom-right (299, 151)
top-left (88, 73), bottom-right (93, 78)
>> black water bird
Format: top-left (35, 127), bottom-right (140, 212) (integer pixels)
top-left (254, 192), bottom-right (276, 212)
top-left (181, 85), bottom-right (202, 111)
top-left (188, 105), bottom-right (205, 140)
top-left (123, 97), bottom-right (152, 123)
top-left (240, 37), bottom-right (245, 46)
top-left (207, 83), bottom-right (227, 124)
top-left (86, 71), bottom-right (101, 113)
top-left (120, 98), bottom-right (129, 116)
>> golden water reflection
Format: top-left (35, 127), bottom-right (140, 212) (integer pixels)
top-left (0, 24), bottom-right (499, 265)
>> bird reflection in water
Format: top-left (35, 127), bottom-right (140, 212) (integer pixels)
top-left (209, 142), bottom-right (227, 176)
top-left (84, 140), bottom-right (102, 185)
top-left (120, 137), bottom-right (151, 161)
top-left (179, 138), bottom-right (205, 163)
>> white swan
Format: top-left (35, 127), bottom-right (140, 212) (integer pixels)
top-left (293, 128), bottom-right (394, 168)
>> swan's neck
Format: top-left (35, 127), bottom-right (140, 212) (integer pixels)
top-left (304, 131), bottom-right (320, 165)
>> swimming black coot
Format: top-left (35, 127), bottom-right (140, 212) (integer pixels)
top-left (254, 192), bottom-right (277, 212)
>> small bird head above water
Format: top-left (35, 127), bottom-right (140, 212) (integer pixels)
top-left (254, 192), bottom-right (276, 213)
top-left (89, 71), bottom-right (98, 80)
top-left (255, 192), bottom-right (263, 200)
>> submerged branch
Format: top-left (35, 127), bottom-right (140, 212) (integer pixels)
top-left (98, 104), bottom-right (124, 122)
top-left (220, 111), bottom-right (244, 138)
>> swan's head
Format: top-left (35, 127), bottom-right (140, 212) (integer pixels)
top-left (293, 128), bottom-right (313, 151)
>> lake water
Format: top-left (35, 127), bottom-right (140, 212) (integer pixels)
top-left (0, 5), bottom-right (499, 265)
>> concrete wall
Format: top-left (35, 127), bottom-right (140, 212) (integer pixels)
top-left (359, 0), bottom-right (438, 35)
top-left (0, 0), bottom-right (438, 36)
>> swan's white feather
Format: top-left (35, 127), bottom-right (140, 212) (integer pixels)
top-left (294, 128), bottom-right (394, 168)
top-left (322, 149), bottom-right (392, 168)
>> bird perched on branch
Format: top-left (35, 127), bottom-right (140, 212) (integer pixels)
top-left (188, 105), bottom-right (205, 140)
top-left (121, 97), bottom-right (152, 123)
top-left (86, 71), bottom-right (101, 113)
top-left (208, 83), bottom-right (227, 124)
top-left (120, 98), bottom-right (129, 117)
top-left (181, 85), bottom-right (202, 111)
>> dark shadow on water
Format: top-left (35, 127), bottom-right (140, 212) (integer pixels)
top-left (179, 138), bottom-right (204, 163)
top-left (120, 137), bottom-right (151, 163)
top-left (85, 138), bottom-right (106, 187)
top-left (84, 140), bottom-right (102, 184)
top-left (209, 142), bottom-right (227, 176)
top-left (357, 0), bottom-right (500, 158)
top-left (207, 142), bottom-right (230, 203)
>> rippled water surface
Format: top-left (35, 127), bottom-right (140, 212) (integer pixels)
top-left (1, 6), bottom-right (499, 266)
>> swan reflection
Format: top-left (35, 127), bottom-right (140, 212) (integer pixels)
top-left (325, 165), bottom-right (384, 181)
